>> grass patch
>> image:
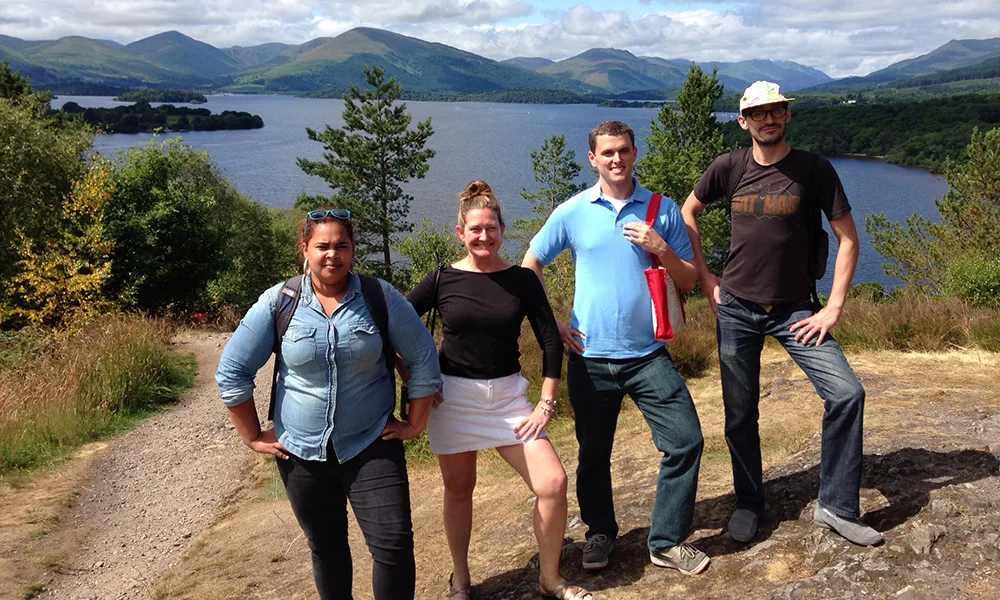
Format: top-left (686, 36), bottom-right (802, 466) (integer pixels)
top-left (837, 291), bottom-right (1000, 352)
top-left (0, 315), bottom-right (195, 479)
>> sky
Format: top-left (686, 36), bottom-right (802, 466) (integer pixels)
top-left (3, 0), bottom-right (1000, 77)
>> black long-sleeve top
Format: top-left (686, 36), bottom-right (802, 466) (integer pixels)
top-left (406, 265), bottom-right (563, 380)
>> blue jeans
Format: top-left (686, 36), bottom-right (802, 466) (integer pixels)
top-left (276, 437), bottom-right (415, 600)
top-left (566, 348), bottom-right (704, 552)
top-left (716, 289), bottom-right (866, 519)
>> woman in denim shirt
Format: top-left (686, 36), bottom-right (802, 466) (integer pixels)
top-left (216, 210), bottom-right (441, 600)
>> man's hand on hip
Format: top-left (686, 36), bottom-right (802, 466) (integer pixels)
top-left (558, 322), bottom-right (585, 354)
top-left (790, 305), bottom-right (842, 346)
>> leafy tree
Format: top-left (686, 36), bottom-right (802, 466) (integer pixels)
top-left (6, 160), bottom-right (115, 328)
top-left (207, 204), bottom-right (300, 312)
top-left (103, 139), bottom-right (227, 314)
top-left (866, 127), bottom-right (1000, 294)
top-left (296, 65), bottom-right (435, 285)
top-left (635, 64), bottom-right (730, 274)
top-left (0, 61), bottom-right (51, 117)
top-left (102, 138), bottom-right (297, 316)
top-left (0, 71), bottom-right (92, 316)
top-left (511, 133), bottom-right (587, 246)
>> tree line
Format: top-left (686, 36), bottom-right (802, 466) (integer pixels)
top-left (721, 93), bottom-right (1000, 172)
top-left (59, 101), bottom-right (263, 133)
top-left (114, 89), bottom-right (208, 103)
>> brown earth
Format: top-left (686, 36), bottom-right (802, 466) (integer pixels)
top-left (1, 335), bottom-right (998, 600)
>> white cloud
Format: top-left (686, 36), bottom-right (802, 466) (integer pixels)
top-left (1, 0), bottom-right (999, 76)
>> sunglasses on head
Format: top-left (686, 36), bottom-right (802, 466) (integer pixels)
top-left (304, 208), bottom-right (351, 235)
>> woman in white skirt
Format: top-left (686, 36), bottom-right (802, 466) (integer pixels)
top-left (407, 181), bottom-right (592, 600)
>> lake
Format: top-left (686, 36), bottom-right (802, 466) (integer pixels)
top-left (52, 95), bottom-right (950, 292)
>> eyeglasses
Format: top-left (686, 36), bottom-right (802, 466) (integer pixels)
top-left (304, 208), bottom-right (351, 235)
top-left (746, 106), bottom-right (788, 122)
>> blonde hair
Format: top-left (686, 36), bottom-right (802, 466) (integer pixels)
top-left (457, 180), bottom-right (504, 229)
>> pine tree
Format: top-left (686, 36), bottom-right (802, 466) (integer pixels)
top-left (636, 64), bottom-right (730, 274)
top-left (296, 66), bottom-right (434, 284)
top-left (512, 133), bottom-right (587, 246)
top-left (512, 133), bottom-right (587, 314)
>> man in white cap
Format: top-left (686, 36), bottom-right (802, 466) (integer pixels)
top-left (680, 81), bottom-right (882, 546)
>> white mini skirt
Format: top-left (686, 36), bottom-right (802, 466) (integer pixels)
top-left (426, 372), bottom-right (545, 455)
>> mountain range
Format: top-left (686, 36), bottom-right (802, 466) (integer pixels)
top-left (1, 28), bottom-right (999, 99)
top-left (802, 38), bottom-right (1000, 93)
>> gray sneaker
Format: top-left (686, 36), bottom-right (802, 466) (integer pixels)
top-left (813, 504), bottom-right (884, 546)
top-left (581, 533), bottom-right (615, 570)
top-left (649, 542), bottom-right (711, 575)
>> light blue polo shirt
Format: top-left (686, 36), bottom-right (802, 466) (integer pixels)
top-left (529, 180), bottom-right (693, 359)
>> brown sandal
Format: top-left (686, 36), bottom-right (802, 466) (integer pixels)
top-left (539, 581), bottom-right (594, 600)
top-left (449, 573), bottom-right (472, 600)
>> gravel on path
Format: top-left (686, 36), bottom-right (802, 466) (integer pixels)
top-left (40, 332), bottom-right (265, 600)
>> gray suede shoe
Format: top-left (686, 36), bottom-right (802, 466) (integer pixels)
top-left (728, 507), bottom-right (759, 542)
top-left (813, 504), bottom-right (884, 546)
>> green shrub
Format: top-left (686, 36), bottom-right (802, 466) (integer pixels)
top-left (393, 219), bottom-right (462, 292)
top-left (943, 253), bottom-right (1000, 308)
top-left (849, 281), bottom-right (887, 303)
top-left (0, 327), bottom-right (55, 368)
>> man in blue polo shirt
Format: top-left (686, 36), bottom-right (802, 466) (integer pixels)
top-left (522, 120), bottom-right (709, 575)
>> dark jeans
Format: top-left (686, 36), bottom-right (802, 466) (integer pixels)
top-left (566, 347), bottom-right (704, 552)
top-left (716, 289), bottom-right (866, 519)
top-left (276, 436), bottom-right (415, 600)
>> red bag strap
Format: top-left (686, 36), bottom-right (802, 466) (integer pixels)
top-left (645, 193), bottom-right (663, 269)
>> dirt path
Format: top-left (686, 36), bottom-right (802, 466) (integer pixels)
top-left (0, 332), bottom-right (262, 600)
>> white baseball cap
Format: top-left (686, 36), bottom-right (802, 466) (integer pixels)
top-left (740, 81), bottom-right (794, 113)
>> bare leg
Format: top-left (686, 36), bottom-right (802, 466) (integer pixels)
top-left (438, 451), bottom-right (478, 591)
top-left (496, 438), bottom-right (568, 591)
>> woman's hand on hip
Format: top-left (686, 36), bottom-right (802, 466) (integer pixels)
top-left (381, 419), bottom-right (422, 441)
top-left (247, 428), bottom-right (289, 460)
top-left (514, 406), bottom-right (551, 442)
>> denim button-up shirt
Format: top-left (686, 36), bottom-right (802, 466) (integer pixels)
top-left (216, 273), bottom-right (441, 463)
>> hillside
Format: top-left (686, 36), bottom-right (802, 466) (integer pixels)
top-left (873, 37), bottom-right (1000, 79)
top-left (501, 56), bottom-right (555, 70)
top-left (530, 49), bottom-right (831, 93)
top-left (226, 27), bottom-right (597, 94)
top-left (803, 37), bottom-right (1000, 94)
top-left (123, 30), bottom-right (242, 78)
top-left (0, 35), bottom-right (192, 85)
top-left (538, 48), bottom-right (689, 92)
top-left (223, 42), bottom-right (290, 68)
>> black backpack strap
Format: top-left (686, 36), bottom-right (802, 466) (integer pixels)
top-left (425, 252), bottom-right (446, 335)
top-left (809, 151), bottom-right (828, 311)
top-left (269, 274), bottom-right (303, 422)
top-left (725, 147), bottom-right (751, 214)
top-left (358, 274), bottom-right (403, 420)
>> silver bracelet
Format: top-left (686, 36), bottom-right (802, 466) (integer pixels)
top-left (538, 397), bottom-right (556, 415)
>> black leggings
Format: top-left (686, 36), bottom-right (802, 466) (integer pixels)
top-left (276, 437), bottom-right (415, 600)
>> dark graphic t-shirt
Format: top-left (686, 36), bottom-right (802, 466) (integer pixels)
top-left (693, 148), bottom-right (851, 304)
